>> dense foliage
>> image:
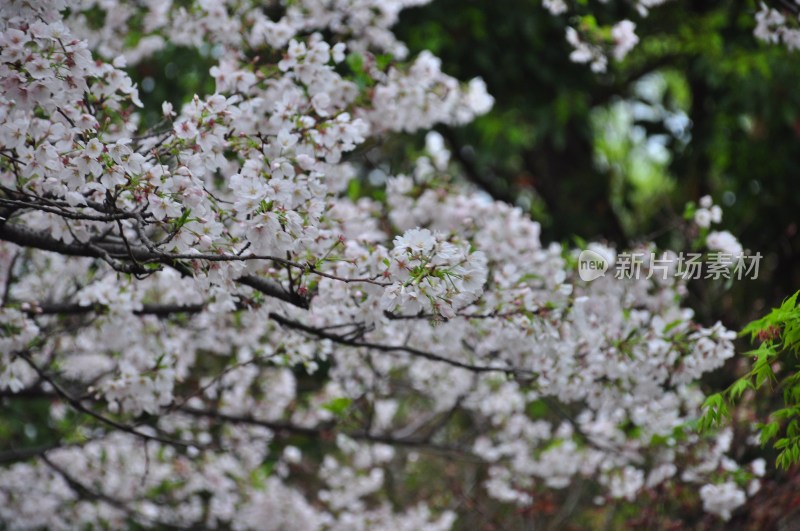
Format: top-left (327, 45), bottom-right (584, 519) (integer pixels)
top-left (702, 291), bottom-right (800, 471)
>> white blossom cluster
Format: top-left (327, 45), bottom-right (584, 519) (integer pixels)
top-left (551, 0), bottom-right (800, 71)
top-left (754, 2), bottom-right (800, 50)
top-left (694, 195), bottom-right (723, 229)
top-left (542, 0), bottom-right (657, 73)
top-left (693, 195), bottom-right (744, 261)
top-left (0, 0), bottom-right (762, 527)
top-left (564, 19), bottom-right (641, 73)
top-left (380, 228), bottom-right (488, 318)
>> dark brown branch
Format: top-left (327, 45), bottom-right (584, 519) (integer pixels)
top-left (2, 388), bottom-right (481, 462)
top-left (15, 352), bottom-right (204, 451)
top-left (268, 312), bottom-right (530, 376)
top-left (29, 302), bottom-right (207, 317)
top-left (0, 221), bottom-right (129, 258)
top-left (181, 407), bottom-right (322, 437)
top-left (0, 221), bottom-right (308, 309)
top-left (40, 454), bottom-right (194, 530)
top-left (237, 275), bottom-right (309, 309)
top-left (384, 307), bottom-right (542, 321)
top-left (0, 444), bottom-right (61, 465)
top-left (0, 222), bottom-right (386, 308)
top-left (0, 197), bottom-right (140, 221)
top-left (0, 386), bottom-right (55, 399)
top-left (179, 406), bottom-right (481, 461)
top-left (1, 250), bottom-right (18, 306)
top-left (159, 351), bottom-right (281, 416)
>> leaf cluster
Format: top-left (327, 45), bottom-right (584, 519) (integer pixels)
top-left (699, 290), bottom-right (800, 469)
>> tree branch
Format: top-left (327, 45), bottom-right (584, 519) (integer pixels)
top-left (29, 302), bottom-right (206, 317)
top-left (15, 352), bottom-right (205, 451)
top-left (268, 312), bottom-right (531, 376)
top-left (0, 444), bottom-right (62, 465)
top-left (179, 406), bottom-right (482, 461)
top-left (0, 221), bottom-right (309, 309)
top-left (40, 454), bottom-right (194, 530)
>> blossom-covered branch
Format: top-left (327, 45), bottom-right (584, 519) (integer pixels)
top-left (0, 0), bottom-right (764, 528)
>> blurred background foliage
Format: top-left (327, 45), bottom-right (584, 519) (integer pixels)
top-left (395, 0), bottom-right (800, 328)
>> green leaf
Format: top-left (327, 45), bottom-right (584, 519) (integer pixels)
top-left (322, 397), bottom-right (352, 417)
top-left (780, 291), bottom-right (799, 312)
top-left (759, 421), bottom-right (779, 446)
top-left (774, 437), bottom-right (790, 449)
top-left (728, 378), bottom-right (752, 401)
top-left (346, 53), bottom-right (364, 73)
top-left (662, 319), bottom-right (684, 334)
top-left (347, 179), bottom-right (361, 201)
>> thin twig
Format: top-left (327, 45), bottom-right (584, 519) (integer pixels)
top-left (16, 351), bottom-right (204, 450)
